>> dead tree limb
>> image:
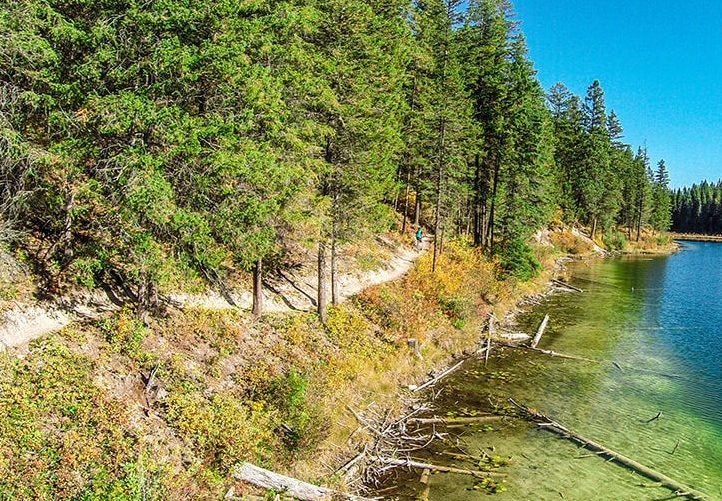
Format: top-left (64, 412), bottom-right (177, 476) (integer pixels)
top-left (407, 416), bottom-right (504, 425)
top-left (500, 343), bottom-right (681, 379)
top-left (551, 278), bottom-right (584, 293)
top-left (411, 360), bottom-right (464, 393)
top-left (485, 314), bottom-right (495, 366)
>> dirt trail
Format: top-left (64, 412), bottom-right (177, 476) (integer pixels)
top-left (0, 238), bottom-right (427, 352)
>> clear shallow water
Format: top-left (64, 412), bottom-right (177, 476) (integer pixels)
top-left (382, 242), bottom-right (722, 500)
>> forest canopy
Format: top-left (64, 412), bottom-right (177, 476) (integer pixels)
top-left (0, 0), bottom-right (673, 317)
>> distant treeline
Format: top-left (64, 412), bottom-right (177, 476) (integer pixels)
top-left (671, 181), bottom-right (722, 234)
top-left (0, 0), bottom-right (672, 319)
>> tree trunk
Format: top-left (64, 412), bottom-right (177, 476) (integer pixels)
top-left (473, 153), bottom-right (483, 246)
top-left (136, 272), bottom-right (157, 324)
top-left (234, 463), bottom-right (372, 501)
top-left (331, 226), bottom-right (339, 306)
top-left (433, 120), bottom-right (445, 273)
top-left (591, 217), bottom-right (598, 240)
top-left (252, 258), bottom-right (263, 317)
top-left (487, 157), bottom-right (500, 252)
top-left (318, 241), bottom-right (328, 323)
top-left (414, 183), bottom-right (421, 227)
top-left (401, 166), bottom-right (412, 234)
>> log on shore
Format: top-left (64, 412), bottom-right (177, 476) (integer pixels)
top-left (485, 315), bottom-right (494, 366)
top-left (509, 400), bottom-right (708, 500)
top-left (233, 463), bottom-right (372, 501)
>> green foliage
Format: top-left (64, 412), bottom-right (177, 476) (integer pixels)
top-left (498, 237), bottom-right (541, 281)
top-left (604, 230), bottom-right (628, 251)
top-left (97, 310), bottom-right (149, 360)
top-left (164, 387), bottom-right (280, 472)
top-left (0, 338), bottom-right (145, 500)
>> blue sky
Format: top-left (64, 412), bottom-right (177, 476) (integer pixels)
top-left (512, 0), bottom-right (722, 188)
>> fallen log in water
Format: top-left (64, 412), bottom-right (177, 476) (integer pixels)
top-left (234, 462), bottom-right (373, 500)
top-left (370, 456), bottom-right (506, 478)
top-left (411, 360), bottom-right (464, 393)
top-left (508, 399), bottom-right (708, 500)
top-left (418, 468), bottom-right (431, 501)
top-left (407, 415), bottom-right (504, 425)
top-left (530, 314), bottom-right (550, 349)
top-left (551, 278), bottom-right (584, 293)
top-left (499, 342), bottom-right (682, 379)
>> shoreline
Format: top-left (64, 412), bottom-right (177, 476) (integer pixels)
top-left (671, 233), bottom-right (722, 243)
top-left (359, 238), bottom-right (681, 498)
top-left (0, 229), bottom-right (679, 499)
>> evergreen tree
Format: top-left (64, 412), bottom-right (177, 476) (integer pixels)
top-left (497, 35), bottom-right (555, 278)
top-left (651, 160), bottom-right (672, 232)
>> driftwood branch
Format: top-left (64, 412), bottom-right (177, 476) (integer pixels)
top-left (418, 468), bottom-right (431, 501)
top-left (645, 411), bottom-right (663, 423)
top-left (508, 400), bottom-right (708, 500)
top-left (407, 415), bottom-right (504, 425)
top-left (233, 463), bottom-right (372, 501)
top-left (499, 343), bottom-right (681, 379)
top-left (485, 314), bottom-right (495, 366)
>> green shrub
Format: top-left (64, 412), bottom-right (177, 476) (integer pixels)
top-left (604, 231), bottom-right (627, 251)
top-left (498, 238), bottom-right (541, 281)
top-left (97, 309), bottom-right (148, 360)
top-left (164, 387), bottom-right (279, 471)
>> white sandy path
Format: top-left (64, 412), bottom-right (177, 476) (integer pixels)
top-left (0, 241), bottom-right (426, 351)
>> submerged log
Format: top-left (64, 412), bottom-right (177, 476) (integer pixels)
top-left (371, 456), bottom-right (506, 478)
top-left (508, 400), bottom-right (708, 500)
top-left (530, 314), bottom-right (550, 349)
top-left (417, 468), bottom-right (431, 501)
top-left (233, 463), bottom-right (371, 501)
top-left (645, 411), bottom-right (663, 423)
top-left (500, 343), bottom-right (682, 379)
top-left (407, 415), bottom-right (504, 425)
top-left (551, 278), bottom-right (584, 293)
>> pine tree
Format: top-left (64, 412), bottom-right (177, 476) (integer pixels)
top-left (460, 0), bottom-right (514, 250)
top-left (651, 160), bottom-right (672, 232)
top-left (547, 83), bottom-right (586, 222)
top-left (413, 0), bottom-right (473, 272)
top-left (580, 80), bottom-right (611, 238)
top-left (497, 35), bottom-right (554, 278)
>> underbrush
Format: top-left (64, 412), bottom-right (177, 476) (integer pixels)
top-left (549, 229), bottom-right (594, 255)
top-left (0, 239), bottom-right (546, 499)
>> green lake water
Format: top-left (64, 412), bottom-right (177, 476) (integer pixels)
top-left (379, 241), bottom-right (722, 500)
